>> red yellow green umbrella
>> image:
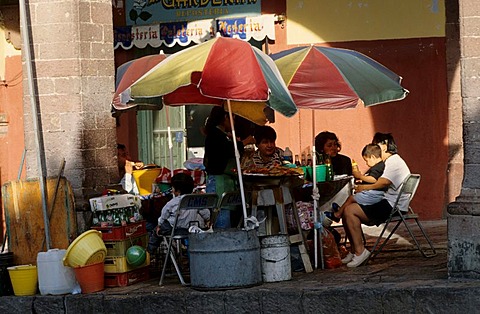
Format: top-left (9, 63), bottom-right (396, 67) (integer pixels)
top-left (116, 37), bottom-right (297, 125)
top-left (270, 45), bottom-right (409, 109)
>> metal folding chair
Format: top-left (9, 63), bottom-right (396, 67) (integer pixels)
top-left (367, 174), bottom-right (437, 262)
top-left (159, 193), bottom-right (219, 286)
top-left (211, 191), bottom-right (248, 228)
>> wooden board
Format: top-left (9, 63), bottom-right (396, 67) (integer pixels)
top-left (2, 177), bottom-right (77, 265)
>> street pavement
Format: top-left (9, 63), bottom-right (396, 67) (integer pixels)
top-left (2, 219), bottom-right (480, 313)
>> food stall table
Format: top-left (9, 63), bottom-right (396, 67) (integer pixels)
top-left (244, 174), bottom-right (313, 273)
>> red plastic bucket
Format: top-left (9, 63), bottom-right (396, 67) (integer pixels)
top-left (74, 261), bottom-right (104, 293)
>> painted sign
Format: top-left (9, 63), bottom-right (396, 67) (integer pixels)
top-left (114, 14), bottom-right (274, 49)
top-left (126, 0), bottom-right (261, 26)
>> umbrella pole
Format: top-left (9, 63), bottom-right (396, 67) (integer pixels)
top-left (312, 112), bottom-right (324, 269)
top-left (226, 100), bottom-right (249, 227)
top-left (165, 107), bottom-right (174, 175)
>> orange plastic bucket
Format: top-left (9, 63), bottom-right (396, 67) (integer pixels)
top-left (74, 261), bottom-right (104, 293)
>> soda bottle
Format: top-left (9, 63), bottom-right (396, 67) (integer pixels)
top-left (295, 154), bottom-right (301, 166)
top-left (306, 153), bottom-right (312, 166)
top-left (284, 147), bottom-right (293, 163)
top-left (301, 153), bottom-right (307, 166)
top-left (325, 155), bottom-right (333, 181)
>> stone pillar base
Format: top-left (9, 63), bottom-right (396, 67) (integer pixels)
top-left (447, 189), bottom-right (480, 278)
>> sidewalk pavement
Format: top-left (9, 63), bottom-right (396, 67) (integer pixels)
top-left (2, 219), bottom-right (480, 314)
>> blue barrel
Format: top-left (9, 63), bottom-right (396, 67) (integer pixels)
top-left (189, 229), bottom-right (262, 290)
top-left (0, 252), bottom-right (14, 296)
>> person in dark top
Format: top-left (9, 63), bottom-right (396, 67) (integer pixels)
top-left (203, 106), bottom-right (254, 228)
top-left (315, 131), bottom-right (352, 176)
top-left (325, 143), bottom-right (386, 224)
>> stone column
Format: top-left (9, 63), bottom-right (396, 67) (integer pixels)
top-left (447, 0), bottom-right (480, 278)
top-left (22, 0), bottom-right (117, 227)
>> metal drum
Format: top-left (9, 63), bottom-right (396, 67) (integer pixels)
top-left (189, 229), bottom-right (262, 290)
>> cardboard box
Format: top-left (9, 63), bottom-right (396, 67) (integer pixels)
top-left (89, 194), bottom-right (141, 212)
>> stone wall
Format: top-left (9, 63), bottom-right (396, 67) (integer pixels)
top-left (21, 0), bottom-right (117, 226)
top-left (448, 0), bottom-right (480, 278)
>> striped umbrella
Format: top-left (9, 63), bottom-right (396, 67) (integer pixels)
top-left (270, 45), bottom-right (408, 109)
top-left (115, 36), bottom-right (298, 229)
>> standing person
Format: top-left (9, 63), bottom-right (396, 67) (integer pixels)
top-left (341, 133), bottom-right (411, 268)
top-left (324, 143), bottom-right (386, 224)
top-left (315, 131), bottom-right (352, 176)
top-left (117, 143), bottom-right (143, 195)
top-left (203, 106), bottom-right (254, 228)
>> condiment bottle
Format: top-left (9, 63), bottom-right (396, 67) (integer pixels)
top-left (301, 153), bottom-right (306, 166)
top-left (295, 154), bottom-right (300, 166)
top-left (306, 153), bottom-right (312, 166)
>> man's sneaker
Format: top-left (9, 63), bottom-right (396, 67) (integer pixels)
top-left (324, 211), bottom-right (340, 223)
top-left (341, 252), bottom-right (354, 264)
top-left (346, 249), bottom-right (371, 268)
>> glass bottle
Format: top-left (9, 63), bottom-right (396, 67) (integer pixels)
top-left (301, 153), bottom-right (306, 166)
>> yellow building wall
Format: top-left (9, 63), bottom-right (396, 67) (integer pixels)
top-left (287, 0), bottom-right (445, 44)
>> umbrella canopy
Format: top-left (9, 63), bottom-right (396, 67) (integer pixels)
top-left (117, 37), bottom-right (297, 125)
top-left (270, 45), bottom-right (409, 109)
top-left (112, 53), bottom-right (168, 114)
top-left (113, 37), bottom-right (298, 229)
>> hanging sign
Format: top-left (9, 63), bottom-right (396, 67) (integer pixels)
top-left (125, 0), bottom-right (261, 26)
top-left (114, 14), bottom-right (275, 50)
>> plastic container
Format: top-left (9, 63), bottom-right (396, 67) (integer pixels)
top-left (0, 252), bottom-right (14, 296)
top-left (37, 249), bottom-right (78, 295)
top-left (74, 261), bottom-right (104, 294)
top-left (7, 265), bottom-right (38, 296)
top-left (92, 220), bottom-right (147, 241)
top-left (305, 165), bottom-right (327, 182)
top-left (63, 230), bottom-right (107, 267)
top-left (260, 235), bottom-right (291, 282)
top-left (132, 168), bottom-right (162, 195)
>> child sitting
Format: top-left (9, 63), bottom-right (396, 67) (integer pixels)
top-left (324, 143), bottom-right (386, 224)
top-left (147, 173), bottom-right (210, 253)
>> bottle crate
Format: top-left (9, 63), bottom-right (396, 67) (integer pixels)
top-left (104, 234), bottom-right (149, 257)
top-left (92, 220), bottom-right (146, 241)
top-left (104, 266), bottom-right (150, 287)
top-left (104, 252), bottom-right (150, 273)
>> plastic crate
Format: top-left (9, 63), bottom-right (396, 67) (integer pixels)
top-left (92, 220), bottom-right (146, 241)
top-left (104, 234), bottom-right (149, 257)
top-left (104, 252), bottom-right (150, 273)
top-left (104, 266), bottom-right (150, 287)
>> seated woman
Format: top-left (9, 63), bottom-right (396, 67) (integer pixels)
top-left (341, 133), bottom-right (411, 268)
top-left (242, 125), bottom-right (284, 169)
top-left (315, 131), bottom-right (352, 176)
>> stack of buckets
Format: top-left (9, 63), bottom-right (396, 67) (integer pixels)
top-left (63, 230), bottom-right (107, 294)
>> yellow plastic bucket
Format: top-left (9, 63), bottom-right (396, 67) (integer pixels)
top-left (132, 168), bottom-right (162, 195)
top-left (63, 230), bottom-right (107, 267)
top-left (7, 265), bottom-right (38, 296)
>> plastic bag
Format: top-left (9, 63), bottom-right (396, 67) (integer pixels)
top-left (321, 228), bottom-right (343, 269)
